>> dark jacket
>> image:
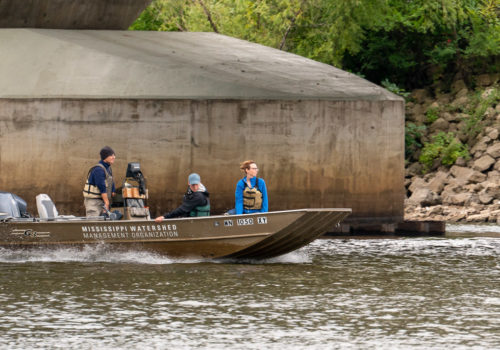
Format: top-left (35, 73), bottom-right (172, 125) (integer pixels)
top-left (87, 160), bottom-right (116, 194)
top-left (163, 186), bottom-right (210, 219)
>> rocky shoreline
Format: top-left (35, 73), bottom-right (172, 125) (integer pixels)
top-left (404, 73), bottom-right (500, 224)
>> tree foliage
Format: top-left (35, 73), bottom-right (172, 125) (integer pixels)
top-left (130, 0), bottom-right (500, 89)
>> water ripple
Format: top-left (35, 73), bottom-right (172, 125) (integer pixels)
top-left (0, 233), bottom-right (499, 349)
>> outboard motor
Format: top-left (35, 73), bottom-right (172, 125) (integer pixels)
top-left (0, 191), bottom-right (30, 218)
top-left (114, 163), bottom-right (150, 220)
top-left (126, 162), bottom-right (147, 196)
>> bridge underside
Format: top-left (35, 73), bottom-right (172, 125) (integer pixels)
top-left (0, 0), bottom-right (152, 29)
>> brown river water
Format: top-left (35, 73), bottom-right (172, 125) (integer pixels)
top-left (0, 224), bottom-right (499, 349)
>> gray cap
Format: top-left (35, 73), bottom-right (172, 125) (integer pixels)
top-left (188, 173), bottom-right (201, 185)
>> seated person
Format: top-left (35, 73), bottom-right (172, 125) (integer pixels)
top-left (155, 173), bottom-right (210, 222)
top-left (230, 160), bottom-right (268, 215)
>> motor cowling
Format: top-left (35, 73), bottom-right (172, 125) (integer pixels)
top-left (0, 191), bottom-right (30, 218)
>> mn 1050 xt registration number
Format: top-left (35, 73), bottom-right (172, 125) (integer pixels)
top-left (237, 217), bottom-right (268, 226)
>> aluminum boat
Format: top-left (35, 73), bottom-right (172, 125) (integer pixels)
top-left (0, 206), bottom-right (350, 260)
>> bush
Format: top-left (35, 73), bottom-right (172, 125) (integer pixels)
top-left (419, 132), bottom-right (469, 172)
top-left (462, 87), bottom-right (500, 140)
top-left (425, 107), bottom-right (439, 123)
top-left (381, 79), bottom-right (410, 97)
top-left (405, 123), bottom-right (426, 159)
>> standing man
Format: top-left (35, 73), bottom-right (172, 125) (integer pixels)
top-left (83, 146), bottom-right (116, 217)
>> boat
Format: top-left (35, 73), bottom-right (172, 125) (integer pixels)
top-left (0, 162), bottom-right (351, 260)
top-left (0, 208), bottom-right (350, 260)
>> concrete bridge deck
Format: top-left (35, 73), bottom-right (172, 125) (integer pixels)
top-left (0, 29), bottom-right (399, 101)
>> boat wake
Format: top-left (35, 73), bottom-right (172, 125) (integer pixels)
top-left (0, 244), bottom-right (199, 264)
top-left (216, 249), bottom-right (312, 264)
top-left (0, 244), bottom-right (312, 265)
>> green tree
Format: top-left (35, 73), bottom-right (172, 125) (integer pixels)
top-left (130, 0), bottom-right (190, 31)
top-left (130, 0), bottom-right (500, 89)
top-left (342, 0), bottom-right (500, 88)
top-left (130, 0), bottom-right (391, 65)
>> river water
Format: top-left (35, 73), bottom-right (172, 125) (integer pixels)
top-left (1, 224), bottom-right (499, 350)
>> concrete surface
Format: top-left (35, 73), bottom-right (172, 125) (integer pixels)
top-left (0, 98), bottom-right (404, 222)
top-left (0, 29), bottom-right (400, 101)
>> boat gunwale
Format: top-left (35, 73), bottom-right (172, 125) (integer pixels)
top-left (1, 208), bottom-right (352, 224)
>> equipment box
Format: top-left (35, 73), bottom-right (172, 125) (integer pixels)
top-left (122, 187), bottom-right (146, 199)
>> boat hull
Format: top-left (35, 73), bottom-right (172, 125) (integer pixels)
top-left (0, 209), bottom-right (351, 260)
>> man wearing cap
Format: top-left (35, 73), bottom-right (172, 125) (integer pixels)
top-left (83, 146), bottom-right (116, 217)
top-left (155, 173), bottom-right (210, 222)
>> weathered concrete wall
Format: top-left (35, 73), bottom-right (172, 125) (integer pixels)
top-left (0, 98), bottom-right (405, 223)
top-left (0, 0), bottom-right (152, 29)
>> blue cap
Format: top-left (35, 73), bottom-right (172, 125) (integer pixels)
top-left (188, 173), bottom-right (201, 185)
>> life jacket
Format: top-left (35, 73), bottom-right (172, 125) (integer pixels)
top-left (83, 163), bottom-right (113, 199)
top-left (188, 185), bottom-right (210, 217)
top-left (243, 178), bottom-right (262, 210)
top-left (189, 201), bottom-right (210, 217)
